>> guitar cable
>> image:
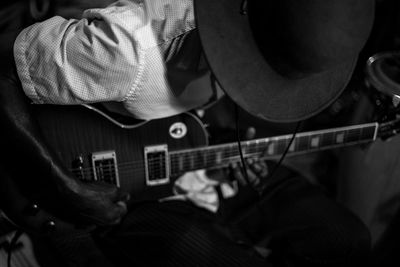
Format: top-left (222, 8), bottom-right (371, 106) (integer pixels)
top-left (261, 120), bottom-right (301, 195)
top-left (234, 104), bottom-right (301, 197)
top-left (234, 104), bottom-right (257, 194)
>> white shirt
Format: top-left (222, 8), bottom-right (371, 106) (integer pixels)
top-left (13, 0), bottom-right (234, 212)
top-left (14, 0), bottom-right (221, 120)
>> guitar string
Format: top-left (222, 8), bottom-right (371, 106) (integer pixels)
top-left (66, 133), bottom-right (372, 177)
top-left (69, 151), bottom-right (283, 179)
top-left (65, 127), bottom-right (373, 179)
top-left (74, 125), bottom-right (371, 169)
top-left (66, 139), bottom-right (373, 179)
top-left (69, 134), bottom-right (317, 174)
top-left (67, 141), bottom-right (364, 179)
top-left (68, 150), bottom-right (268, 178)
top-left (70, 124), bottom-right (369, 167)
top-left (68, 142), bottom-right (273, 172)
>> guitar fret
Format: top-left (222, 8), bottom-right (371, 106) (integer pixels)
top-left (178, 154), bottom-right (184, 172)
top-left (260, 140), bottom-right (269, 156)
top-left (184, 153), bottom-right (192, 171)
top-left (361, 126), bottom-right (376, 140)
top-left (170, 155), bottom-right (178, 176)
top-left (275, 140), bottom-right (281, 154)
top-left (223, 147), bottom-right (232, 163)
top-left (168, 122), bottom-right (381, 177)
top-left (345, 128), bottom-right (361, 143)
top-left (230, 145), bottom-right (239, 158)
top-left (215, 150), bottom-right (223, 165)
top-left (320, 131), bottom-right (334, 147)
top-left (224, 145), bottom-right (232, 159)
top-left (248, 141), bottom-right (257, 155)
top-left (207, 150), bottom-right (216, 168)
top-left (203, 151), bottom-right (207, 166)
top-left (297, 135), bottom-right (309, 152)
top-left (193, 150), bottom-right (205, 170)
top-left (189, 153), bottom-right (195, 169)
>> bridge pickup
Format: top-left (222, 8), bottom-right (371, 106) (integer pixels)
top-left (144, 145), bottom-right (170, 186)
top-left (91, 151), bottom-right (120, 187)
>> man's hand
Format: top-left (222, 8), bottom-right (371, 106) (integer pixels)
top-left (61, 179), bottom-right (129, 226)
top-left (229, 158), bottom-right (269, 190)
top-left (0, 71), bottom-right (129, 228)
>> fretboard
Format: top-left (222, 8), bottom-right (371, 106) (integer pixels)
top-left (169, 122), bottom-right (378, 176)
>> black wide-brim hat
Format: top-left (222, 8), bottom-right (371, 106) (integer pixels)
top-left (195, 0), bottom-right (375, 122)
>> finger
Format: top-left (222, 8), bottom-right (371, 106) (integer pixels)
top-left (245, 158), bottom-right (260, 186)
top-left (206, 168), bottom-right (229, 183)
top-left (231, 161), bottom-right (260, 187)
top-left (246, 168), bottom-right (260, 187)
top-left (104, 201), bottom-right (128, 226)
top-left (116, 201), bottom-right (128, 217)
top-left (257, 160), bottom-right (269, 178)
top-left (251, 160), bottom-right (269, 180)
top-left (110, 187), bottom-right (130, 203)
top-left (251, 158), bottom-right (268, 175)
top-left (248, 158), bottom-right (263, 173)
top-left (245, 127), bottom-right (256, 140)
top-left (229, 162), bottom-right (247, 186)
top-left (120, 193), bottom-right (130, 203)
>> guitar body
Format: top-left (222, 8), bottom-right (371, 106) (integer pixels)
top-left (34, 105), bottom-right (209, 200)
top-left (2, 103), bottom-right (398, 235)
top-left (0, 105), bottom-right (208, 235)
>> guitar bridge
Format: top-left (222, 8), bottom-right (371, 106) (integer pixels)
top-left (91, 151), bottom-right (120, 187)
top-left (144, 145), bottom-right (170, 186)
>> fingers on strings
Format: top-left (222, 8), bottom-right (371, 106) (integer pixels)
top-left (229, 158), bottom-right (268, 187)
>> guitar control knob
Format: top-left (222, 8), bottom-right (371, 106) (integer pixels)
top-left (25, 203), bottom-right (40, 216)
top-left (43, 220), bottom-right (56, 233)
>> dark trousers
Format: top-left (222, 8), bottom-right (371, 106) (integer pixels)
top-left (36, 165), bottom-right (371, 267)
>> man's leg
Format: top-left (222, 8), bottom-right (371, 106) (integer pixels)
top-left (227, 163), bottom-right (371, 267)
top-left (99, 200), bottom-right (271, 267)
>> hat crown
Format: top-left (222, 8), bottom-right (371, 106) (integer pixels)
top-left (249, 0), bottom-right (374, 77)
top-left (195, 0), bottom-right (375, 122)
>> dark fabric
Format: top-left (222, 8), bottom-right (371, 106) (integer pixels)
top-left (368, 205), bottom-right (400, 267)
top-left (34, 165), bottom-right (371, 267)
top-left (94, 165), bottom-right (370, 267)
top-left (32, 231), bottom-right (115, 267)
top-left (228, 166), bottom-right (371, 267)
top-left (98, 201), bottom-right (268, 267)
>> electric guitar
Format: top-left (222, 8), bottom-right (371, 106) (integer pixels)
top-left (1, 104), bottom-right (400, 235)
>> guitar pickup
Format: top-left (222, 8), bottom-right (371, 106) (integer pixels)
top-left (91, 151), bottom-right (120, 187)
top-left (144, 145), bottom-right (170, 186)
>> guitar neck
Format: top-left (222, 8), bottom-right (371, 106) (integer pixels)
top-left (169, 122), bottom-right (378, 176)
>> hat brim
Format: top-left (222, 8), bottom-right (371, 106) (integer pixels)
top-left (195, 0), bottom-right (356, 122)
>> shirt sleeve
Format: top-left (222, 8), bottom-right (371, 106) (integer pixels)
top-left (13, 0), bottom-right (146, 104)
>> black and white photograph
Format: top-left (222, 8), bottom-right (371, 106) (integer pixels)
top-left (1, 0), bottom-right (400, 266)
